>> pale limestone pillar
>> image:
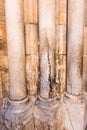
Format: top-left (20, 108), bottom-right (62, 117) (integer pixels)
top-left (2, 1), bottom-right (33, 129)
top-left (39, 0), bottom-right (56, 98)
top-left (67, 0), bottom-right (84, 95)
top-left (34, 1), bottom-right (59, 127)
top-left (5, 0), bottom-right (27, 100)
top-left (63, 1), bottom-right (87, 130)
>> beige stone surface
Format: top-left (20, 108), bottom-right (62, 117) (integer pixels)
top-left (1, 71), bottom-right (9, 98)
top-left (0, 56), bottom-right (8, 71)
top-left (56, 0), bottom-right (66, 25)
top-left (23, 118), bottom-right (34, 130)
top-left (25, 24), bottom-right (38, 95)
top-left (26, 55), bottom-right (38, 95)
top-left (24, 0), bottom-right (38, 24)
top-left (59, 0), bottom-right (66, 25)
top-left (67, 0), bottom-right (85, 95)
top-left (56, 0), bottom-right (59, 25)
top-left (56, 25), bottom-right (66, 55)
top-left (56, 55), bottom-right (66, 93)
top-left (39, 0), bottom-right (56, 98)
top-left (83, 27), bottom-right (87, 91)
top-left (0, 0), bottom-right (7, 56)
top-left (0, 25), bottom-right (7, 56)
top-left (0, 73), bottom-right (3, 108)
top-left (5, 0), bottom-right (27, 100)
top-left (25, 24), bottom-right (38, 55)
top-left (0, 0), bottom-right (87, 130)
top-left (0, 0), bottom-right (86, 99)
top-left (84, 26), bottom-right (87, 55)
top-left (64, 97), bottom-right (87, 130)
top-left (83, 55), bottom-right (87, 91)
top-left (85, 0), bottom-right (87, 26)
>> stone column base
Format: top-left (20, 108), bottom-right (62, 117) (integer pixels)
top-left (34, 95), bottom-right (60, 128)
top-left (1, 96), bottom-right (34, 130)
top-left (63, 92), bottom-right (87, 130)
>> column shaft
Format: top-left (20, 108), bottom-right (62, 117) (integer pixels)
top-left (5, 0), bottom-right (26, 100)
top-left (67, 0), bottom-right (84, 95)
top-left (39, 0), bottom-right (56, 98)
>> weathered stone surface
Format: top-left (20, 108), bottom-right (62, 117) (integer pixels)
top-left (39, 0), bottom-right (56, 98)
top-left (83, 55), bottom-right (87, 92)
top-left (83, 27), bottom-right (87, 89)
top-left (0, 0), bottom-right (7, 55)
top-left (63, 93), bottom-right (87, 130)
top-left (26, 55), bottom-right (38, 95)
top-left (55, 25), bottom-right (66, 94)
top-left (85, 0), bottom-right (87, 26)
top-left (0, 123), bottom-right (8, 130)
top-left (56, 25), bottom-right (66, 55)
top-left (59, 0), bottom-right (66, 25)
top-left (56, 0), bottom-right (59, 25)
top-left (84, 26), bottom-right (87, 55)
top-left (34, 96), bottom-right (59, 126)
top-left (56, 0), bottom-right (66, 25)
top-left (25, 24), bottom-right (38, 55)
top-left (0, 73), bottom-right (3, 108)
top-left (0, 56), bottom-right (8, 71)
top-left (56, 55), bottom-right (66, 93)
top-left (67, 0), bottom-right (84, 95)
top-left (5, 0), bottom-right (27, 100)
top-left (24, 0), bottom-right (38, 24)
top-left (23, 118), bottom-right (34, 130)
top-left (0, 25), bottom-right (7, 56)
top-left (0, 0), bottom-right (87, 130)
top-left (25, 24), bottom-right (39, 95)
top-left (1, 71), bottom-right (9, 98)
top-left (34, 119), bottom-right (49, 130)
top-left (64, 104), bottom-right (87, 130)
top-left (1, 97), bottom-right (33, 130)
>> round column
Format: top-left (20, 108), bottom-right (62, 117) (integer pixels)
top-left (67, 0), bottom-right (84, 95)
top-left (39, 0), bottom-right (56, 98)
top-left (5, 0), bottom-right (27, 100)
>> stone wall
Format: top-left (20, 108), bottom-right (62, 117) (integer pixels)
top-left (0, 0), bottom-right (87, 102)
top-left (0, 0), bottom-right (87, 130)
top-left (0, 0), bottom-right (67, 107)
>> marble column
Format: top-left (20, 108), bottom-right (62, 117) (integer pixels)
top-left (64, 1), bottom-right (87, 130)
top-left (67, 0), bottom-right (84, 95)
top-left (3, 1), bottom-right (33, 129)
top-left (5, 0), bottom-right (26, 100)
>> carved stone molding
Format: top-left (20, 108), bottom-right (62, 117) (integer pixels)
top-left (63, 92), bottom-right (87, 130)
top-left (34, 95), bottom-right (60, 127)
top-left (1, 97), bottom-right (34, 130)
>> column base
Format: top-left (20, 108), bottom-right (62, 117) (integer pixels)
top-left (1, 96), bottom-right (34, 130)
top-left (34, 95), bottom-right (60, 128)
top-left (63, 92), bottom-right (87, 130)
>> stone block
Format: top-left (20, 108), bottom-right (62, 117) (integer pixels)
top-left (63, 93), bottom-right (87, 130)
top-left (24, 0), bottom-right (38, 24)
top-left (26, 55), bottom-right (38, 95)
top-left (34, 96), bottom-right (60, 128)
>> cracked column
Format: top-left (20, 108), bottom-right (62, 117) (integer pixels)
top-left (34, 0), bottom-right (59, 128)
top-left (39, 0), bottom-right (56, 99)
top-left (64, 0), bottom-right (87, 130)
top-left (2, 0), bottom-right (33, 129)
